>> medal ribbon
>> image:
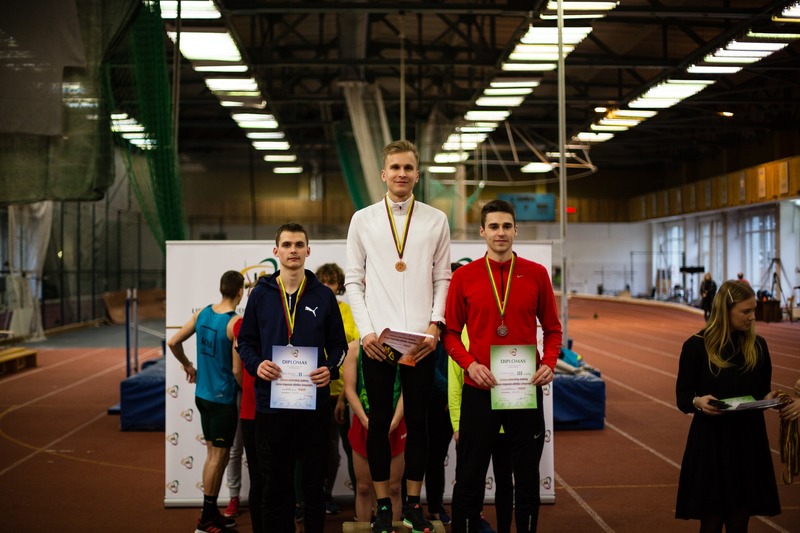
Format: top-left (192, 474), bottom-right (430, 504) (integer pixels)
top-left (384, 195), bottom-right (415, 260)
top-left (278, 275), bottom-right (307, 342)
top-left (485, 253), bottom-right (515, 322)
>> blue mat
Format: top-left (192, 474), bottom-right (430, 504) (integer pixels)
top-left (552, 372), bottom-right (605, 430)
top-left (120, 358), bottom-right (166, 431)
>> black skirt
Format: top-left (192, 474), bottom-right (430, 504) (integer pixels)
top-left (675, 409), bottom-right (780, 519)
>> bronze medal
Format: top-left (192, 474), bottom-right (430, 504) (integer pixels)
top-left (497, 324), bottom-right (508, 337)
top-left (385, 195), bottom-right (415, 275)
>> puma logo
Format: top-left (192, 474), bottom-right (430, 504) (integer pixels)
top-left (305, 306), bottom-right (318, 317)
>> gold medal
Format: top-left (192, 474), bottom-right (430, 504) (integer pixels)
top-left (385, 195), bottom-right (415, 273)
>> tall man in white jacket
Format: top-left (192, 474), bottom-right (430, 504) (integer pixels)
top-left (345, 140), bottom-right (451, 533)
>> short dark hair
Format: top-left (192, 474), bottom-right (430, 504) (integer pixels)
top-left (481, 199), bottom-right (516, 227)
top-left (220, 270), bottom-right (244, 299)
top-left (315, 263), bottom-right (345, 294)
top-left (383, 140), bottom-right (419, 168)
top-left (275, 222), bottom-right (308, 247)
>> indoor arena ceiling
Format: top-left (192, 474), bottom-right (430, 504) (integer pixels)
top-left (164, 0), bottom-right (800, 188)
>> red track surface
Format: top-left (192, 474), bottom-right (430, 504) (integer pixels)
top-left (1, 297), bottom-right (798, 532)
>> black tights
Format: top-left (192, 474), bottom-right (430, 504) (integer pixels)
top-left (363, 352), bottom-right (434, 483)
top-left (699, 508), bottom-right (750, 533)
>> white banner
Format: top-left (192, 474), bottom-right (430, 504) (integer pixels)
top-left (164, 240), bottom-right (555, 506)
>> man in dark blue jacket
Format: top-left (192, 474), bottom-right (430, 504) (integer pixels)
top-left (237, 222), bottom-right (348, 533)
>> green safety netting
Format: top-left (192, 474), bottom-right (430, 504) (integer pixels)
top-left (104, 1), bottom-right (185, 251)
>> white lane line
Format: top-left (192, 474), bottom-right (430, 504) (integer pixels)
top-left (605, 420), bottom-right (790, 532)
top-left (580, 345), bottom-right (677, 378)
top-left (554, 472), bottom-right (615, 532)
top-left (137, 324), bottom-right (166, 339)
top-left (604, 420), bottom-right (682, 470)
top-left (602, 374), bottom-right (680, 412)
top-left (0, 347), bottom-right (162, 477)
top-left (0, 411), bottom-right (107, 477)
top-left (0, 347), bottom-right (161, 416)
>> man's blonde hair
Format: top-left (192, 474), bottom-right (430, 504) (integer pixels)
top-left (382, 140), bottom-right (419, 168)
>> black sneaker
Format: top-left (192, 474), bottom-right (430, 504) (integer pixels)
top-left (372, 503), bottom-right (395, 533)
top-left (403, 502), bottom-right (433, 533)
top-left (195, 518), bottom-right (224, 533)
top-left (212, 513), bottom-right (236, 529)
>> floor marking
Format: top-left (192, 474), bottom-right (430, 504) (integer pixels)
top-left (0, 347), bottom-right (107, 385)
top-left (554, 472), bottom-right (615, 532)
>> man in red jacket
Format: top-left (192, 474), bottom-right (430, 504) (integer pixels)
top-left (443, 199), bottom-right (562, 533)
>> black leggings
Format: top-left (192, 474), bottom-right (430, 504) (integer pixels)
top-left (363, 353), bottom-right (434, 482)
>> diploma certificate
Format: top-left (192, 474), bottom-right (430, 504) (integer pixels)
top-left (270, 345), bottom-right (317, 410)
top-left (490, 344), bottom-right (538, 410)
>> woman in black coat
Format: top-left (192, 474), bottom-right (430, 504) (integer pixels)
top-left (699, 272), bottom-right (717, 321)
top-left (675, 280), bottom-right (782, 532)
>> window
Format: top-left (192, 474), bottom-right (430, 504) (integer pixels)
top-left (742, 208), bottom-right (776, 292)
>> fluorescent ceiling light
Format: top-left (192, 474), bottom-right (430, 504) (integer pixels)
top-left (447, 133), bottom-right (487, 143)
top-left (511, 44), bottom-right (575, 55)
top-left (628, 79), bottom-right (714, 109)
top-left (464, 110), bottom-right (510, 121)
top-left (482, 88), bottom-right (534, 96)
top-left (575, 132), bottom-right (614, 142)
top-left (272, 166), bottom-right (303, 174)
top-left (490, 78), bottom-right (540, 88)
top-left (232, 114), bottom-right (279, 129)
top-left (726, 40), bottom-right (788, 51)
top-left (545, 1), bottom-right (618, 10)
top-left (475, 96), bottom-right (526, 107)
top-left (121, 132), bottom-right (148, 139)
top-left (428, 166), bottom-right (457, 173)
top-left (686, 64), bottom-right (743, 74)
top-left (232, 113), bottom-right (276, 122)
top-left (501, 62), bottom-right (557, 71)
top-left (434, 152), bottom-right (470, 163)
top-left (782, 3), bottom-right (800, 17)
top-left (167, 31), bottom-right (241, 62)
top-left (591, 123), bottom-right (629, 131)
top-left (442, 142), bottom-right (478, 151)
top-left (219, 99), bottom-right (267, 109)
top-left (714, 49), bottom-right (772, 57)
top-left (205, 78), bottom-right (259, 92)
top-left (598, 118), bottom-right (640, 126)
top-left (160, 1), bottom-right (221, 19)
top-left (509, 51), bottom-right (562, 61)
top-left (111, 123), bottom-right (145, 133)
top-left (246, 132), bottom-right (285, 139)
top-left (263, 154), bottom-right (297, 162)
top-left (520, 162), bottom-right (554, 173)
top-left (459, 125), bottom-right (497, 133)
top-left (747, 30), bottom-right (800, 40)
top-left (608, 109), bottom-right (658, 118)
top-left (194, 64), bottom-right (248, 72)
top-left (252, 141), bottom-right (291, 150)
top-left (703, 54), bottom-right (761, 64)
top-left (520, 26), bottom-right (592, 45)
top-left (628, 98), bottom-right (680, 109)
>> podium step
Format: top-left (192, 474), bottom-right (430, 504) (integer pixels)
top-left (343, 520), bottom-right (445, 533)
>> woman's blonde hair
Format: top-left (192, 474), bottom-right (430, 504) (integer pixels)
top-left (703, 280), bottom-right (759, 373)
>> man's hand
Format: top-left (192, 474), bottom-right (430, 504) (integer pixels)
top-left (362, 333), bottom-right (387, 361)
top-left (406, 323), bottom-right (440, 362)
top-left (257, 359), bottom-right (281, 381)
top-left (334, 397), bottom-right (347, 424)
top-left (531, 365), bottom-right (554, 387)
top-left (183, 363), bottom-right (197, 384)
top-left (466, 361), bottom-right (496, 388)
top-left (310, 366), bottom-right (331, 388)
